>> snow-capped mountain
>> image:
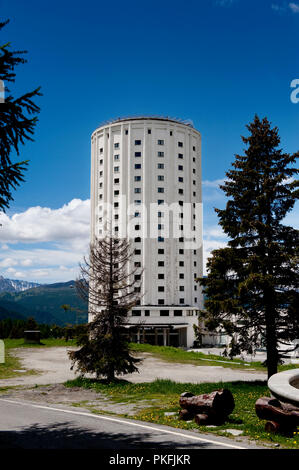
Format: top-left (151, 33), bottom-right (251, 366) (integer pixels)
top-left (0, 276), bottom-right (41, 293)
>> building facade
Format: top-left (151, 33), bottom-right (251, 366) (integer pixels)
top-left (90, 117), bottom-right (204, 348)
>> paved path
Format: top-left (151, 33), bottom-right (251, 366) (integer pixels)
top-left (0, 347), bottom-right (267, 388)
top-left (0, 398), bottom-right (261, 449)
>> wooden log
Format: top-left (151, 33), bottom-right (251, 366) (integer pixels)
top-left (265, 420), bottom-right (281, 434)
top-left (255, 397), bottom-right (297, 429)
top-left (194, 413), bottom-right (210, 425)
top-left (178, 409), bottom-right (194, 421)
top-left (179, 389), bottom-right (235, 418)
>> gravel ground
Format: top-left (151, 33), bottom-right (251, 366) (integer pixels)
top-left (0, 346), bottom-right (267, 389)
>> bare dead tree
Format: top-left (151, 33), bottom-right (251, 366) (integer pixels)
top-left (69, 235), bottom-right (143, 382)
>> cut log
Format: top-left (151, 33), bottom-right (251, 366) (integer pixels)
top-left (265, 420), bottom-right (281, 434)
top-left (194, 413), bottom-right (210, 425)
top-left (178, 409), bottom-right (194, 421)
top-left (255, 397), bottom-right (297, 429)
top-left (179, 389), bottom-right (235, 418)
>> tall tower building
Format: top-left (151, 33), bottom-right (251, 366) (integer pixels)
top-left (90, 116), bottom-right (203, 347)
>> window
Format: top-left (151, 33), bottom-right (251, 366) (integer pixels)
top-left (114, 143), bottom-right (119, 149)
top-left (134, 287), bottom-right (141, 293)
top-left (158, 248), bottom-right (164, 254)
top-left (194, 297), bottom-right (197, 303)
top-left (179, 261), bottom-right (184, 267)
top-left (132, 310), bottom-right (141, 317)
top-left (135, 176), bottom-right (141, 181)
top-left (179, 237), bottom-right (184, 242)
top-left (158, 299), bottom-right (165, 305)
top-left (99, 182), bottom-right (103, 188)
top-left (135, 163), bottom-right (141, 169)
top-left (100, 159), bottom-right (103, 165)
top-left (157, 139), bottom-right (164, 145)
top-left (179, 200), bottom-right (183, 206)
top-left (144, 310), bottom-right (150, 316)
top-left (178, 165), bottom-right (183, 171)
top-left (135, 261), bottom-right (141, 267)
top-left (178, 153), bottom-right (183, 159)
top-left (114, 202), bottom-right (119, 208)
top-left (179, 249), bottom-right (184, 254)
top-left (158, 236), bottom-right (164, 242)
top-left (99, 148), bottom-right (103, 153)
top-left (158, 187), bottom-right (164, 193)
top-left (134, 211), bottom-right (141, 217)
top-left (158, 273), bottom-right (164, 279)
top-left (134, 188), bottom-right (141, 193)
top-left (158, 163), bottom-right (164, 169)
top-left (148, 129), bottom-right (151, 134)
top-left (135, 152), bottom-right (141, 157)
top-left (174, 310), bottom-right (182, 317)
top-left (158, 151), bottom-right (164, 157)
top-left (158, 211), bottom-right (164, 218)
top-left (158, 261), bottom-right (164, 267)
top-left (179, 298), bottom-right (185, 304)
top-left (114, 166), bottom-right (119, 172)
top-left (114, 226), bottom-right (118, 231)
top-left (194, 285), bottom-right (197, 291)
top-left (135, 200), bottom-right (141, 205)
top-left (178, 189), bottom-right (184, 194)
top-left (134, 236), bottom-right (141, 242)
top-left (135, 140), bottom-right (141, 145)
top-left (194, 261), bottom-right (197, 267)
top-left (178, 142), bottom-right (183, 147)
top-left (114, 214), bottom-right (119, 220)
top-left (135, 224), bottom-right (140, 230)
top-left (99, 194), bottom-right (103, 200)
top-left (114, 178), bottom-right (119, 184)
top-left (135, 274), bottom-right (141, 281)
top-left (158, 224), bottom-right (164, 230)
top-left (99, 171), bottom-right (103, 177)
top-left (158, 175), bottom-right (164, 181)
top-left (170, 131), bottom-right (173, 136)
top-left (125, 129), bottom-right (128, 135)
top-left (179, 286), bottom-right (184, 291)
top-left (114, 190), bottom-right (119, 196)
top-left (193, 180), bottom-right (196, 185)
top-left (158, 286), bottom-right (165, 292)
top-left (179, 273), bottom-right (184, 279)
top-left (114, 154), bottom-right (120, 160)
top-left (193, 146), bottom-right (196, 151)
top-left (160, 309), bottom-right (169, 316)
top-left (193, 192), bottom-right (196, 197)
top-left (157, 199), bottom-right (164, 205)
top-left (178, 177), bottom-right (183, 182)
top-left (134, 249), bottom-right (141, 255)
top-left (179, 225), bottom-right (184, 230)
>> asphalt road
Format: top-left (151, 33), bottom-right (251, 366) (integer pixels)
top-left (0, 398), bottom-right (260, 450)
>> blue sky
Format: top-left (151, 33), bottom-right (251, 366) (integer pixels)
top-left (0, 0), bottom-right (298, 283)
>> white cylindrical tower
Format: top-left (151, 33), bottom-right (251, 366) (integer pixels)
top-left (90, 116), bottom-right (203, 347)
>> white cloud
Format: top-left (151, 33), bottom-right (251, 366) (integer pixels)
top-left (202, 178), bottom-right (225, 188)
top-left (289, 2), bottom-right (299, 13)
top-left (0, 199), bottom-right (90, 283)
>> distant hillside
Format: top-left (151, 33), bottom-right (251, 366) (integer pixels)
top-left (0, 280), bottom-right (88, 326)
top-left (0, 276), bottom-right (40, 293)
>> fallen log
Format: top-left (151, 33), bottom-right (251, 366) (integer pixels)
top-left (179, 389), bottom-right (235, 419)
top-left (194, 413), bottom-right (210, 425)
top-left (178, 409), bottom-right (194, 421)
top-left (255, 397), bottom-right (298, 429)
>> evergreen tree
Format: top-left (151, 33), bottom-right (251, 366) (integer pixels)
top-left (198, 115), bottom-right (299, 378)
top-left (0, 19), bottom-right (41, 211)
top-left (69, 235), bottom-right (143, 382)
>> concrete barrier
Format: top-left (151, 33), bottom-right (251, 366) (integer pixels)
top-left (268, 369), bottom-right (299, 407)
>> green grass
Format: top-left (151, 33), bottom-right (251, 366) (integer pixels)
top-left (64, 377), bottom-right (299, 449)
top-left (129, 342), bottom-right (299, 373)
top-left (3, 338), bottom-right (76, 349)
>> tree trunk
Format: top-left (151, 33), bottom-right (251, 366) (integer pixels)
top-left (179, 389), bottom-right (234, 418)
top-left (255, 397), bottom-right (298, 428)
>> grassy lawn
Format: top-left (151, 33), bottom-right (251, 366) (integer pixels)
top-left (130, 342), bottom-right (299, 373)
top-left (0, 338), bottom-right (76, 380)
top-left (64, 377), bottom-right (299, 449)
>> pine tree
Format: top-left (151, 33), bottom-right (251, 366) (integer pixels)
top-left (69, 235), bottom-right (143, 382)
top-left (0, 19), bottom-right (41, 211)
top-left (198, 115), bottom-right (299, 378)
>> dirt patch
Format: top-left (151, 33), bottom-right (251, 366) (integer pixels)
top-left (0, 383), bottom-right (160, 416)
